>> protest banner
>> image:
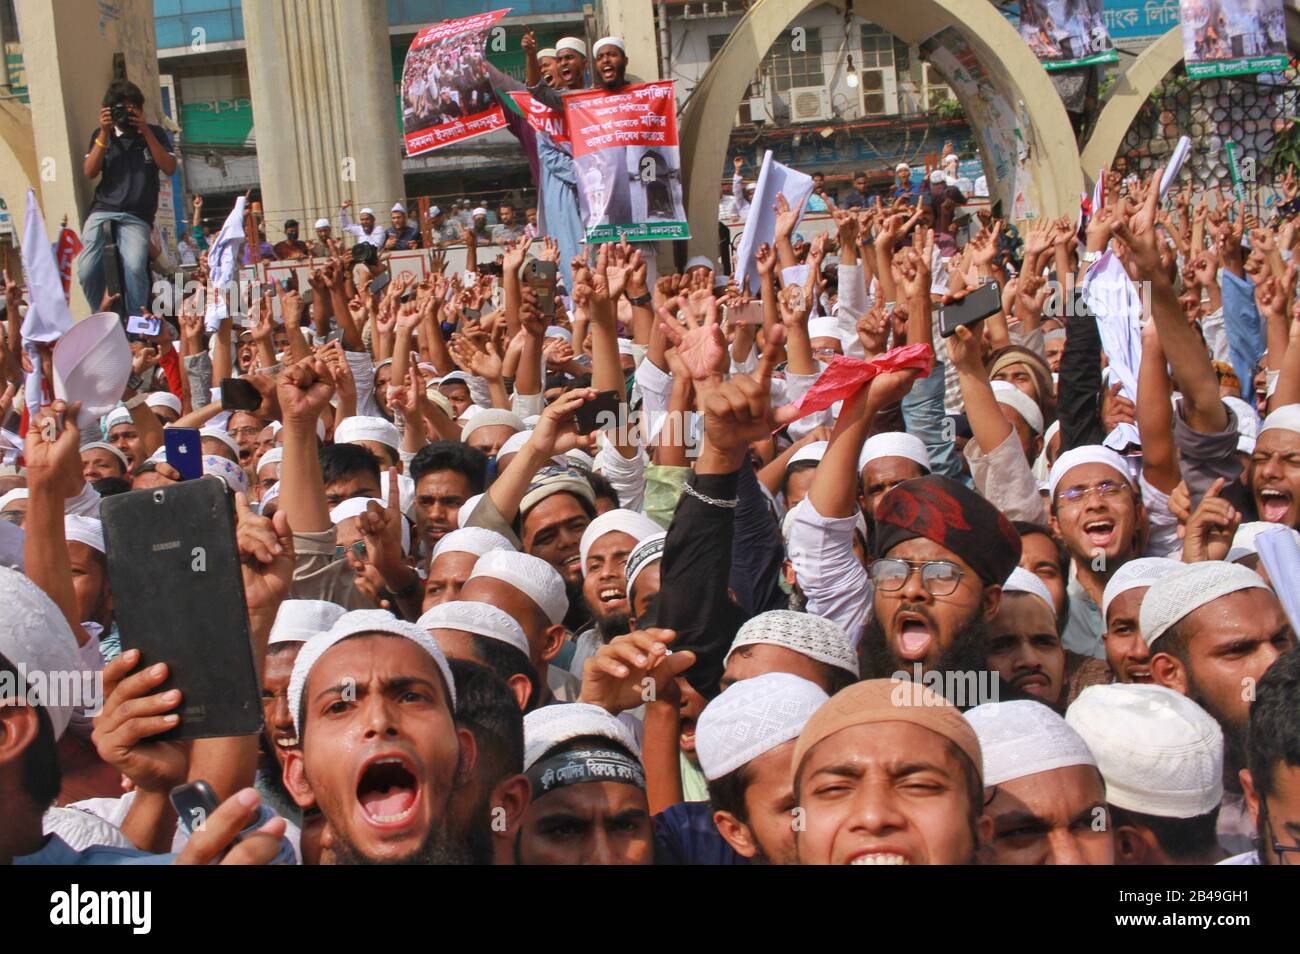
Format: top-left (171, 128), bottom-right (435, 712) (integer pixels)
top-left (401, 9), bottom-right (510, 157)
top-left (1178, 0), bottom-right (1288, 78)
top-left (734, 150), bottom-right (813, 295)
top-left (506, 90), bottom-right (569, 145)
top-left (1018, 0), bottom-right (1119, 70)
top-left (563, 81), bottom-right (689, 243)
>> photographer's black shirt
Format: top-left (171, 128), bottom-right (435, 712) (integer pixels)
top-left (86, 124), bottom-right (173, 225)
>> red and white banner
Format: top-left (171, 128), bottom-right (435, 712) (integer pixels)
top-left (401, 9), bottom-right (511, 156)
top-left (507, 90), bottom-right (569, 145)
top-left (55, 227), bottom-right (83, 304)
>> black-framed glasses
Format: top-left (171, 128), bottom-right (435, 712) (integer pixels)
top-left (1056, 479), bottom-right (1130, 506)
top-left (870, 558), bottom-right (965, 597)
top-left (334, 540), bottom-right (367, 562)
top-left (1260, 803), bottom-right (1300, 865)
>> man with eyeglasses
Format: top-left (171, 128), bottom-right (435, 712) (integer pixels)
top-left (1230, 645), bottom-right (1300, 865)
top-left (1046, 445), bottom-right (1148, 662)
top-left (227, 410), bottom-right (268, 471)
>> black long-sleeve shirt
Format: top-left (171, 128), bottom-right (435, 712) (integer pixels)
top-left (729, 462), bottom-right (786, 616)
top-left (1058, 286), bottom-right (1105, 451)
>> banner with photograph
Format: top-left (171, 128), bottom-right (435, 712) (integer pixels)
top-left (563, 81), bottom-right (689, 243)
top-left (1178, 0), bottom-right (1288, 78)
top-left (401, 9), bottom-right (510, 157)
top-left (1018, 1), bottom-right (1118, 70)
top-left (506, 90), bottom-right (569, 145)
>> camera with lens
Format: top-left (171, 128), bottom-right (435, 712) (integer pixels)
top-left (350, 242), bottom-right (379, 268)
top-left (110, 100), bottom-right (133, 129)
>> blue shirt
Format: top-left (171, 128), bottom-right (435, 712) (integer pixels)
top-left (16, 835), bottom-right (172, 865)
top-left (654, 801), bottom-right (748, 865)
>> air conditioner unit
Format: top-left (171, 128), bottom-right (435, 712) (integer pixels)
top-left (858, 66), bottom-right (899, 118)
top-left (737, 88), bottom-right (775, 125)
top-left (789, 86), bottom-right (832, 124)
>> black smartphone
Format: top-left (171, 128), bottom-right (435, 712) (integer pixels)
top-left (369, 270), bottom-right (392, 296)
top-left (220, 377), bottom-right (262, 412)
top-left (101, 479), bottom-right (262, 740)
top-left (170, 780), bottom-right (221, 836)
top-left (939, 281), bottom-right (1001, 338)
top-left (574, 390), bottom-right (621, 434)
top-left (522, 259), bottom-right (557, 318)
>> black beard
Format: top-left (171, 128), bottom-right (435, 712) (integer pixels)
top-left (1186, 676), bottom-right (1248, 787)
top-left (563, 578), bottom-right (591, 633)
top-left (858, 606), bottom-right (994, 703)
top-left (594, 611), bottom-right (631, 644)
top-left (331, 819), bottom-right (474, 866)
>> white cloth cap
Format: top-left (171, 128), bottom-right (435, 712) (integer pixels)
top-left (391, 202), bottom-right (406, 214)
top-left (1259, 403), bottom-right (1300, 436)
top-left (896, 162), bottom-right (910, 172)
top-left (269, 600), bottom-right (346, 646)
top-left (460, 408), bottom-right (525, 441)
top-left (789, 441), bottom-right (827, 467)
top-left (726, 609), bottom-right (859, 677)
top-left (416, 600), bottom-right (530, 658)
top-left (335, 415), bottom-right (401, 453)
top-left (104, 406), bottom-right (132, 433)
top-left (471, 207), bottom-right (488, 218)
top-left (625, 531), bottom-right (667, 596)
top-left (258, 447), bottom-right (283, 475)
top-left (145, 391), bottom-right (182, 415)
top-left (965, 700), bottom-right (1097, 787)
top-left (807, 316), bottom-right (840, 341)
top-left (1002, 566), bottom-right (1054, 615)
top-left (685, 255), bottom-right (714, 273)
top-left (523, 701), bottom-right (638, 770)
top-left (1227, 522), bottom-right (1300, 563)
top-left (1140, 561), bottom-right (1271, 648)
top-left (0, 565), bottom-right (84, 739)
top-left (536, 47), bottom-right (557, 60)
top-left (457, 404), bottom-right (483, 424)
top-left (469, 549), bottom-right (569, 625)
top-left (579, 508), bottom-right (663, 575)
top-left (857, 431), bottom-right (931, 475)
top-left (360, 207), bottom-right (374, 216)
top-left (1223, 395), bottom-right (1260, 455)
top-left (0, 488), bottom-right (28, 512)
top-left (1066, 683), bottom-right (1223, 818)
top-left (288, 609), bottom-right (456, 735)
top-left (498, 431), bottom-right (531, 459)
top-left (1047, 444), bottom-right (1131, 499)
top-left (431, 527), bottom-right (515, 561)
top-left (200, 426), bottom-right (240, 458)
top-left (64, 515), bottom-right (104, 554)
top-left (991, 380), bottom-right (1044, 434)
top-left (555, 37), bottom-right (587, 57)
top-left (1100, 556), bottom-right (1184, 620)
top-left (313, 218), bottom-right (330, 230)
top-left (329, 497), bottom-right (410, 554)
top-left (457, 493), bottom-right (485, 528)
top-left (929, 169), bottom-right (945, 183)
top-left (203, 455), bottom-right (248, 493)
top-left (695, 673), bottom-right (828, 781)
top-left (593, 36), bottom-right (625, 55)
top-left (81, 441), bottom-right (129, 471)
top-left (544, 326), bottom-right (572, 343)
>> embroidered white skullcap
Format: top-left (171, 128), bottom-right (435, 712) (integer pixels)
top-left (498, 430), bottom-right (532, 460)
top-left (258, 447), bottom-right (283, 475)
top-left (81, 441), bottom-right (129, 471)
top-left (102, 406), bottom-right (133, 434)
top-left (360, 208), bottom-right (374, 217)
top-left (269, 600), bottom-right (346, 646)
top-left (789, 440), bottom-right (827, 467)
top-left (438, 370), bottom-right (471, 389)
top-left (992, 380), bottom-right (1044, 435)
top-left (289, 609), bottom-right (455, 734)
top-left (1047, 444), bottom-right (1131, 499)
top-left (625, 531), bottom-right (667, 596)
top-left (965, 700), bottom-right (1097, 787)
top-left (520, 469), bottom-right (595, 515)
top-left (0, 488), bottom-right (28, 511)
top-left (1259, 403), bottom-right (1300, 436)
top-left (64, 515), bottom-right (104, 554)
top-left (457, 493), bottom-right (485, 528)
top-left (469, 549), bottom-right (569, 625)
top-left (0, 565), bottom-right (84, 739)
top-left (562, 448), bottom-right (594, 472)
top-left (203, 455), bottom-right (248, 493)
top-left (1066, 683), bottom-right (1223, 818)
top-left (1140, 561), bottom-right (1271, 648)
top-left (594, 36), bottom-right (625, 55)
top-left (200, 426), bottom-right (240, 458)
top-left (1100, 556), bottom-right (1184, 620)
top-left (329, 497), bottom-right (410, 554)
top-left (458, 404), bottom-right (484, 425)
top-left (523, 701), bottom-right (638, 770)
top-left (145, 391), bottom-right (182, 415)
top-left (1002, 566), bottom-right (1054, 615)
top-left (335, 415), bottom-right (401, 453)
top-left (416, 600), bottom-right (530, 658)
top-left (1227, 522), bottom-right (1300, 563)
top-left (696, 673), bottom-right (829, 781)
top-left (579, 508), bottom-right (663, 574)
top-left (857, 431), bottom-right (931, 475)
top-left (313, 218), bottom-right (330, 230)
top-left (555, 37), bottom-right (588, 57)
top-left (726, 609), bottom-right (859, 677)
top-left (1222, 396), bottom-right (1260, 455)
top-left (391, 202), bottom-right (406, 214)
top-left (461, 408), bottom-right (525, 441)
top-left (536, 47), bottom-right (557, 60)
top-left (431, 527), bottom-right (514, 561)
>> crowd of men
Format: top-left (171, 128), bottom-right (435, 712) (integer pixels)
top-left (3, 28), bottom-right (1300, 868)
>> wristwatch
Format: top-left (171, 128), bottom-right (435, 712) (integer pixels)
top-left (627, 291), bottom-right (652, 306)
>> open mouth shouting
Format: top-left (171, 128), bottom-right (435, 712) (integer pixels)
top-left (1258, 487), bottom-right (1293, 524)
top-left (597, 585), bottom-right (626, 608)
top-left (894, 611), bottom-right (934, 662)
top-left (1081, 517), bottom-right (1115, 550)
top-left (356, 753), bottom-right (421, 829)
top-left (273, 731), bottom-right (300, 751)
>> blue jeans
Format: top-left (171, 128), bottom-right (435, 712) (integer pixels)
top-left (78, 210), bottom-right (152, 317)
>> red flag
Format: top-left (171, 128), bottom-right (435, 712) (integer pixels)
top-left (55, 227), bottom-right (83, 304)
top-left (783, 342), bottom-right (935, 425)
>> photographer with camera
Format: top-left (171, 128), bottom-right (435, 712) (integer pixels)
top-left (78, 79), bottom-right (177, 318)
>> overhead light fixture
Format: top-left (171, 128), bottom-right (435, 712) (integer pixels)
top-left (846, 54), bottom-right (859, 89)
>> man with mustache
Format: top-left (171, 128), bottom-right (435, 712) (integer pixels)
top-left (986, 568), bottom-right (1067, 709)
top-left (1098, 557), bottom-right (1183, 684)
top-left (1232, 647), bottom-right (1300, 865)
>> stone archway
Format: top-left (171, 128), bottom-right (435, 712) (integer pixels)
top-left (679, 0), bottom-right (1085, 258)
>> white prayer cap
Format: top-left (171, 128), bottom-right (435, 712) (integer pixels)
top-left (1227, 521), bottom-right (1300, 563)
top-left (857, 431), bottom-right (931, 475)
top-left (965, 700), bottom-right (1097, 787)
top-left (895, 162), bottom-right (910, 173)
top-left (1100, 556), bottom-right (1184, 620)
top-left (497, 430), bottom-right (532, 460)
top-left (469, 549), bottom-right (569, 625)
top-left (416, 600), bottom-right (530, 658)
top-left (579, 508), bottom-right (663, 575)
top-left (258, 447), bottom-right (283, 474)
top-left (593, 36), bottom-right (625, 55)
top-left (544, 326), bottom-right (572, 343)
top-left (625, 531), bottom-right (667, 596)
top-left (523, 701), bottom-right (638, 770)
top-left (562, 448), bottom-right (594, 472)
top-left (685, 255), bottom-right (714, 273)
top-left (807, 316), bottom-right (840, 341)
top-left (457, 493), bottom-right (485, 528)
top-left (203, 455), bottom-right (248, 493)
top-left (269, 600), bottom-right (346, 646)
top-left (788, 440), bottom-right (827, 467)
top-left (289, 609), bottom-right (455, 734)
top-left (726, 609), bottom-right (859, 677)
top-left (696, 673), bottom-right (829, 781)
top-left (145, 391), bottom-right (182, 415)
top-left (104, 406), bottom-right (132, 433)
top-left (329, 497), bottom-right (410, 554)
top-left (461, 408), bottom-right (525, 441)
top-left (992, 380), bottom-right (1044, 434)
top-left (472, 207), bottom-right (488, 218)
top-left (260, 482), bottom-right (281, 511)
top-left (0, 488), bottom-right (28, 511)
top-left (1259, 403), bottom-right (1300, 436)
top-left (0, 565), bottom-right (83, 739)
top-left (64, 515), bottom-right (105, 554)
top-left (1140, 561), bottom-right (1271, 648)
top-left (200, 426), bottom-right (240, 458)
top-left (1222, 395), bottom-right (1260, 454)
top-left (431, 526), bottom-right (514, 561)
top-left (537, 47), bottom-right (557, 60)
top-left (1047, 444), bottom-right (1131, 499)
top-left (335, 415), bottom-right (402, 454)
top-left (458, 405), bottom-right (484, 424)
top-left (1002, 566), bottom-right (1054, 615)
top-left (313, 218), bottom-right (330, 230)
top-left (427, 207), bottom-right (441, 219)
top-left (360, 207), bottom-right (375, 217)
top-left (555, 37), bottom-right (587, 57)
top-left (81, 441), bottom-right (129, 471)
top-left (1044, 419), bottom-right (1060, 444)
top-left (391, 202), bottom-right (406, 214)
top-left (1066, 683), bottom-right (1223, 818)
top-left (929, 169), bottom-right (945, 184)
